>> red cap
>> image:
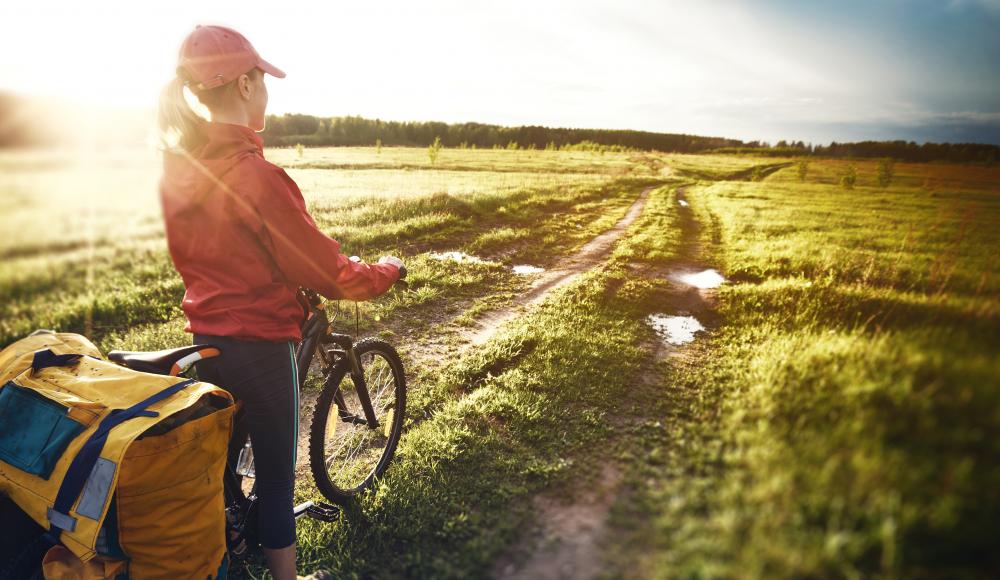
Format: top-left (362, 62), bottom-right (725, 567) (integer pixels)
top-left (177, 25), bottom-right (285, 91)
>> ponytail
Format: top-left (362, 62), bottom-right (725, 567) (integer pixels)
top-left (157, 67), bottom-right (264, 153)
top-left (157, 72), bottom-right (206, 153)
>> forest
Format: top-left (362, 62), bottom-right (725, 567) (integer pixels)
top-left (261, 113), bottom-right (1000, 162)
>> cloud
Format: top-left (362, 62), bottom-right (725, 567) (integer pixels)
top-left (930, 110), bottom-right (1000, 123)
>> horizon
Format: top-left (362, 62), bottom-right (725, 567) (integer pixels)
top-left (2, 0), bottom-right (999, 146)
top-left (3, 89), bottom-right (998, 150)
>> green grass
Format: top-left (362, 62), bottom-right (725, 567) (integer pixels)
top-left (0, 147), bottom-right (656, 350)
top-left (2, 146), bottom-right (998, 579)
top-left (267, 145), bottom-right (661, 177)
top-left (606, 159), bottom-right (1000, 579)
top-left (288, 184), bottom-right (685, 577)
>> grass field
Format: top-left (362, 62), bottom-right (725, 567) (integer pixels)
top-left (605, 160), bottom-right (1000, 579)
top-left (0, 147), bottom-right (660, 351)
top-left (1, 145), bottom-right (997, 578)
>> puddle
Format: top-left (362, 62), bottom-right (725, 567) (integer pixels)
top-left (646, 314), bottom-right (705, 346)
top-left (678, 199), bottom-right (689, 207)
top-left (512, 265), bottom-right (545, 275)
top-left (675, 269), bottom-right (725, 289)
top-left (428, 251), bottom-right (488, 264)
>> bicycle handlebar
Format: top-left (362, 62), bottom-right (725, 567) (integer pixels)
top-left (298, 261), bottom-right (408, 314)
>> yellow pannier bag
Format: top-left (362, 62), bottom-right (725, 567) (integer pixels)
top-left (0, 332), bottom-right (234, 579)
top-left (42, 544), bottom-right (127, 579)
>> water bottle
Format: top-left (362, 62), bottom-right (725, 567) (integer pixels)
top-left (236, 440), bottom-right (255, 478)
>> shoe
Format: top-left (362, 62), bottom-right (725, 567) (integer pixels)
top-left (297, 571), bottom-right (333, 580)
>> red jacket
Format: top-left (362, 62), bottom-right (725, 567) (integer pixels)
top-left (159, 122), bottom-right (399, 341)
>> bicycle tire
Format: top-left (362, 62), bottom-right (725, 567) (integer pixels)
top-left (309, 337), bottom-right (406, 505)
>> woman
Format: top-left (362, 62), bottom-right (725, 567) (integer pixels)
top-left (157, 25), bottom-right (403, 580)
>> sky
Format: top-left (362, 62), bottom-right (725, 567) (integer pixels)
top-left (1, 0), bottom-right (998, 145)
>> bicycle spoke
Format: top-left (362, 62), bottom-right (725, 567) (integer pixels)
top-left (371, 362), bottom-right (388, 393)
top-left (335, 434), bottom-right (379, 484)
top-left (325, 430), bottom-right (355, 466)
top-left (372, 380), bottom-right (392, 410)
top-left (326, 396), bottom-right (378, 466)
top-left (336, 434), bottom-right (371, 479)
top-left (329, 426), bottom-right (371, 478)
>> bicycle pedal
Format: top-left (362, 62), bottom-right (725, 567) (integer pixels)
top-left (305, 502), bottom-right (339, 522)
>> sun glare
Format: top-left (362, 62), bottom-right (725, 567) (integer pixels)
top-left (1, 1), bottom-right (997, 144)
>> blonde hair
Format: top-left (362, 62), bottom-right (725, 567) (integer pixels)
top-left (157, 67), bottom-right (263, 152)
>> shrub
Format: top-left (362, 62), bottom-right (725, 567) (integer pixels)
top-left (428, 136), bottom-right (442, 164)
top-left (797, 160), bottom-right (809, 181)
top-left (841, 165), bottom-right (858, 190)
top-left (877, 157), bottom-right (895, 188)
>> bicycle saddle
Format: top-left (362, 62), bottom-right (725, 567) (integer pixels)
top-left (107, 345), bottom-right (220, 376)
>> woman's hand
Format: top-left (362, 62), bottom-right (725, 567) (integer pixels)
top-left (378, 256), bottom-right (406, 280)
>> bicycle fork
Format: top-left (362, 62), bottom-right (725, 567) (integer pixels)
top-left (326, 334), bottom-right (379, 430)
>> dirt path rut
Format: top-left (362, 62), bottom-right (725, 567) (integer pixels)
top-left (294, 185), bottom-right (657, 473)
top-left (491, 185), bottom-right (724, 579)
top-left (467, 186), bottom-right (655, 346)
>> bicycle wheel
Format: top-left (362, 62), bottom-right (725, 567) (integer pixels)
top-left (309, 337), bottom-right (406, 504)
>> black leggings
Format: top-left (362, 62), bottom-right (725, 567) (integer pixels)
top-left (193, 334), bottom-right (299, 550)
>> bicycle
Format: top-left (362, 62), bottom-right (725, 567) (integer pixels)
top-left (106, 274), bottom-right (408, 565)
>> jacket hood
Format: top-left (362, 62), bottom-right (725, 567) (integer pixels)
top-left (160, 123), bottom-right (265, 218)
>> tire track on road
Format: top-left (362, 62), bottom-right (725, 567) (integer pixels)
top-left (294, 185), bottom-right (658, 475)
top-left (465, 185), bottom-right (656, 347)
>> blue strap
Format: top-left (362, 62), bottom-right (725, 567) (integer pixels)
top-left (45, 378), bottom-right (197, 542)
top-left (31, 350), bottom-right (82, 374)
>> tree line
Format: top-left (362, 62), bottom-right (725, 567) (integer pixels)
top-left (261, 114), bottom-right (999, 163)
top-left (712, 140), bottom-right (998, 164)
top-left (261, 114), bottom-right (745, 152)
